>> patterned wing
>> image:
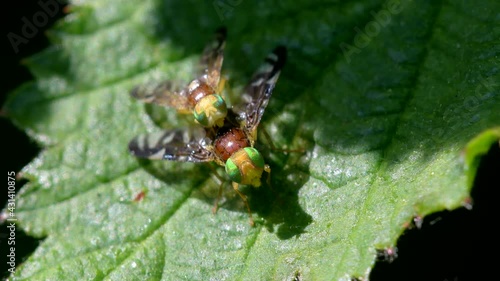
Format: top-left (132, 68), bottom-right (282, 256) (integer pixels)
top-left (128, 128), bottom-right (214, 162)
top-left (130, 81), bottom-right (191, 113)
top-left (198, 27), bottom-right (226, 90)
top-left (240, 46), bottom-right (287, 136)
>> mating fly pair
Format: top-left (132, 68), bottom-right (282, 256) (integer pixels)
top-left (128, 27), bottom-right (287, 225)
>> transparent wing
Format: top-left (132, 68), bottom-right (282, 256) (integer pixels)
top-left (130, 28), bottom-right (226, 111)
top-left (130, 81), bottom-right (191, 112)
top-left (239, 46), bottom-right (287, 135)
top-left (128, 128), bottom-right (214, 162)
top-left (198, 27), bottom-right (226, 90)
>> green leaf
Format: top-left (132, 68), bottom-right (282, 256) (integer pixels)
top-left (463, 127), bottom-right (500, 188)
top-left (3, 0), bottom-right (499, 280)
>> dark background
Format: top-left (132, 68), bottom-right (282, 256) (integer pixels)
top-left (1, 2), bottom-right (66, 280)
top-left (1, 1), bottom-right (497, 280)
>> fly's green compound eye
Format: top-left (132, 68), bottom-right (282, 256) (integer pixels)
top-left (193, 94), bottom-right (227, 127)
top-left (225, 148), bottom-right (265, 186)
top-left (243, 147), bottom-right (265, 168)
top-left (225, 158), bottom-right (242, 183)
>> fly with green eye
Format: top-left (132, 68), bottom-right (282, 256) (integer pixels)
top-left (129, 44), bottom-right (287, 226)
top-left (130, 27), bottom-right (228, 128)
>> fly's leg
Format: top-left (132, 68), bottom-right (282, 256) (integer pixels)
top-left (232, 182), bottom-right (255, 227)
top-left (264, 164), bottom-right (272, 189)
top-left (208, 164), bottom-right (226, 214)
top-left (217, 75), bottom-right (227, 94)
top-left (217, 75), bottom-right (235, 108)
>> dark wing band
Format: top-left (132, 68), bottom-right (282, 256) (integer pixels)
top-left (199, 27), bottom-right (227, 90)
top-left (241, 46), bottom-right (287, 134)
top-left (128, 128), bottom-right (214, 162)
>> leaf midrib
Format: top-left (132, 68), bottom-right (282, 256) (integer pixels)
top-left (330, 1), bottom-right (444, 277)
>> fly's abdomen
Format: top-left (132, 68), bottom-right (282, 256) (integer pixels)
top-left (214, 128), bottom-right (250, 161)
